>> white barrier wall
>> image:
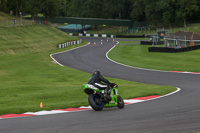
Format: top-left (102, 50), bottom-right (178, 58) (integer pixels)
top-left (86, 34), bottom-right (90, 37)
top-left (58, 39), bottom-right (82, 48)
top-left (102, 34), bottom-right (107, 37)
top-left (94, 34), bottom-right (98, 37)
top-left (69, 33), bottom-right (115, 38)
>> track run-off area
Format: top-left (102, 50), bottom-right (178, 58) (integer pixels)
top-left (1, 37), bottom-right (200, 133)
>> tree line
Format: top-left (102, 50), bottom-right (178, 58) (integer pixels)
top-left (0, 0), bottom-right (200, 27)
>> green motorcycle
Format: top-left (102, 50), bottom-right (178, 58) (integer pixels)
top-left (82, 83), bottom-right (124, 111)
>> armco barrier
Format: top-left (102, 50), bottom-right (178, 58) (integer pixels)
top-left (140, 41), bottom-right (152, 45)
top-left (116, 35), bottom-right (145, 38)
top-left (69, 33), bottom-right (148, 38)
top-left (57, 39), bottom-right (82, 49)
top-left (69, 33), bottom-right (115, 38)
top-left (148, 45), bottom-right (200, 53)
top-left (140, 41), bottom-right (164, 45)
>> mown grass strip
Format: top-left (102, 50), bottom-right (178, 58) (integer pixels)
top-left (108, 44), bottom-right (200, 72)
top-left (119, 41), bottom-right (140, 44)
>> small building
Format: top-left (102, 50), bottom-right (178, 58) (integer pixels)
top-left (164, 31), bottom-right (200, 48)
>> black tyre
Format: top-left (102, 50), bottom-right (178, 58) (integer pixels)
top-left (88, 94), bottom-right (104, 111)
top-left (117, 95), bottom-right (124, 109)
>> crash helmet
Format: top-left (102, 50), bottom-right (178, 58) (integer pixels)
top-left (93, 69), bottom-right (100, 75)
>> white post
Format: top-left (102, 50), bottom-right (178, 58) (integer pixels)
top-left (174, 35), bottom-right (176, 47)
top-left (20, 12), bottom-right (22, 25)
top-left (183, 35), bottom-right (186, 47)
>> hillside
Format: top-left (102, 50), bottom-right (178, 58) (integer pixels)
top-left (0, 12), bottom-right (79, 54)
top-left (0, 12), bottom-right (15, 20)
top-left (0, 13), bottom-right (86, 114)
top-left (0, 24), bottom-right (79, 54)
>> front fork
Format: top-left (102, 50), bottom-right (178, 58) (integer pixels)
top-left (110, 88), bottom-right (119, 103)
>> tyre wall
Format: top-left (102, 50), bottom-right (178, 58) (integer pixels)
top-left (148, 45), bottom-right (200, 53)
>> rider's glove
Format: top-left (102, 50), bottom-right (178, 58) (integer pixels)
top-left (110, 83), bottom-right (116, 86)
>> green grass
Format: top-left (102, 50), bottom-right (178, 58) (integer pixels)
top-left (108, 44), bottom-right (200, 72)
top-left (119, 41), bottom-right (140, 44)
top-left (0, 12), bottom-right (16, 21)
top-left (118, 38), bottom-right (150, 44)
top-left (0, 13), bottom-right (176, 115)
top-left (0, 25), bottom-right (78, 54)
top-left (0, 24), bottom-right (89, 114)
top-left (118, 38), bottom-right (150, 40)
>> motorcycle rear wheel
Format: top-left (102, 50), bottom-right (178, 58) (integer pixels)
top-left (88, 94), bottom-right (104, 111)
top-left (117, 95), bottom-right (124, 109)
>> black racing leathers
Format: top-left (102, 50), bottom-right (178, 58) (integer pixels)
top-left (88, 72), bottom-right (111, 91)
top-left (88, 73), bottom-right (110, 85)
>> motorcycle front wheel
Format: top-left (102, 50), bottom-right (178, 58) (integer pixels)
top-left (88, 94), bottom-right (104, 111)
top-left (117, 95), bottom-right (124, 109)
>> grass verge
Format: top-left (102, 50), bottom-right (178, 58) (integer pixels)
top-left (119, 41), bottom-right (140, 44)
top-left (108, 44), bottom-right (200, 72)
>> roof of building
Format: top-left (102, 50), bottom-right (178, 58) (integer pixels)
top-left (165, 31), bottom-right (200, 40)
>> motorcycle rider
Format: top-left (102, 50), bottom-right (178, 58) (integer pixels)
top-left (88, 70), bottom-right (115, 102)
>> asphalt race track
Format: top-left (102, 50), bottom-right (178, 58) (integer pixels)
top-left (1, 37), bottom-right (200, 133)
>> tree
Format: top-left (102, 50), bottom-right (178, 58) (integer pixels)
top-left (25, 0), bottom-right (42, 20)
top-left (59, 0), bottom-right (72, 17)
top-left (61, 0), bottom-right (132, 19)
top-left (42, 0), bottom-right (61, 18)
top-left (6, 0), bottom-right (26, 17)
top-left (144, 0), bottom-right (160, 25)
top-left (83, 0), bottom-right (104, 18)
top-left (0, 0), bottom-right (8, 12)
top-left (130, 0), bottom-right (146, 21)
top-left (63, 0), bottom-right (85, 17)
top-left (156, 0), bottom-right (177, 27)
top-left (103, 0), bottom-right (132, 19)
top-left (2, 0), bottom-right (200, 28)
top-left (176, 0), bottom-right (199, 27)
